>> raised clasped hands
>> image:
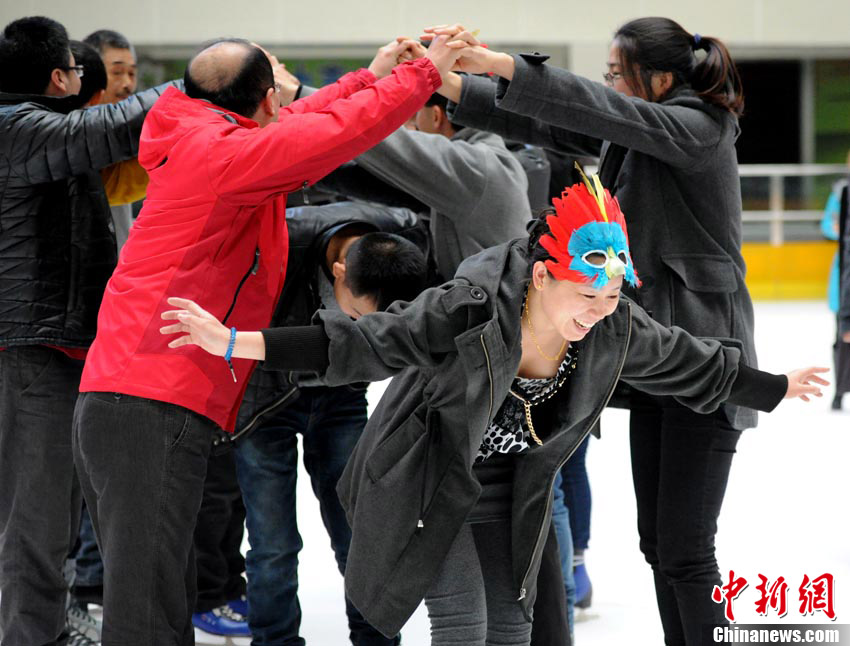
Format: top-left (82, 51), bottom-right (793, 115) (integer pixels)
top-left (784, 366), bottom-right (830, 402)
top-left (369, 38), bottom-right (428, 79)
top-left (421, 24), bottom-right (512, 77)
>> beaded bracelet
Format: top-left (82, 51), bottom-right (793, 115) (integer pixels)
top-left (225, 326), bottom-right (237, 382)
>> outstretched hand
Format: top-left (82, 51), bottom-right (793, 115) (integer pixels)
top-left (160, 297), bottom-right (230, 356)
top-left (784, 367), bottom-right (830, 402)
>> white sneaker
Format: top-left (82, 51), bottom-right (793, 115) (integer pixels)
top-left (67, 602), bottom-right (102, 642)
top-left (67, 625), bottom-right (100, 646)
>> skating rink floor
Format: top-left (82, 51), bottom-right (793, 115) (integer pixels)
top-left (204, 300), bottom-right (849, 645)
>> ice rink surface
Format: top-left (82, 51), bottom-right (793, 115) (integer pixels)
top-left (230, 300), bottom-right (849, 645)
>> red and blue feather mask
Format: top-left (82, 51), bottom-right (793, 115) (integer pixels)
top-left (539, 172), bottom-right (641, 289)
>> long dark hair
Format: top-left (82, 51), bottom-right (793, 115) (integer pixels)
top-left (614, 17), bottom-right (744, 116)
top-left (527, 209), bottom-right (556, 272)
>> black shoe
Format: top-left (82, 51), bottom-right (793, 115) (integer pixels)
top-left (72, 584), bottom-right (104, 607)
top-left (832, 395), bottom-right (842, 411)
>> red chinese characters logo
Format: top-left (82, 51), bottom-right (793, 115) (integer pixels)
top-left (712, 570), bottom-right (749, 622)
top-left (799, 574), bottom-right (836, 620)
top-left (755, 575), bottom-right (788, 618)
top-left (713, 572), bottom-right (837, 622)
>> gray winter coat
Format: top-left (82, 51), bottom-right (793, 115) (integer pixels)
top-left (279, 239), bottom-right (781, 637)
top-left (447, 55), bottom-right (758, 429)
top-left (355, 126), bottom-right (530, 280)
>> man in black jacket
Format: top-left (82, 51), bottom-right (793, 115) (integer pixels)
top-left (229, 200), bottom-right (426, 645)
top-left (0, 16), bottom-right (173, 646)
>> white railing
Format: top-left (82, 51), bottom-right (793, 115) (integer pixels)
top-left (739, 164), bottom-right (848, 245)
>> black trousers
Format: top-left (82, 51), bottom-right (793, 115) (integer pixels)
top-left (194, 448), bottom-right (247, 613)
top-left (531, 525), bottom-right (570, 646)
top-left (0, 347), bottom-right (84, 646)
top-left (630, 393), bottom-right (742, 646)
top-left (73, 392), bottom-right (215, 646)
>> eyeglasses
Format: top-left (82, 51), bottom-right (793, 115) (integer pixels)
top-left (602, 71), bottom-right (623, 85)
top-left (61, 65), bottom-right (85, 78)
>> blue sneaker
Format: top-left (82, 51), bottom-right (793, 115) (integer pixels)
top-left (192, 605), bottom-right (251, 637)
top-left (227, 595), bottom-right (248, 618)
top-left (574, 563), bottom-right (593, 609)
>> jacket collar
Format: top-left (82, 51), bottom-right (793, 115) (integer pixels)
top-left (0, 92), bottom-right (79, 114)
top-left (454, 239), bottom-right (633, 438)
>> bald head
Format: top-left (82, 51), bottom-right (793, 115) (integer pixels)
top-left (188, 41), bottom-right (251, 93)
top-left (184, 38), bottom-right (274, 118)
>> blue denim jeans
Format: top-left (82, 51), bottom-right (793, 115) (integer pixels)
top-left (551, 471), bottom-right (576, 633)
top-left (234, 385), bottom-right (398, 646)
top-left (560, 435), bottom-right (591, 551)
top-left (74, 505), bottom-right (104, 589)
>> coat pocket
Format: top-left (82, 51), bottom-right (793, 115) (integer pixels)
top-left (661, 253), bottom-right (738, 338)
top-left (365, 407), bottom-right (428, 483)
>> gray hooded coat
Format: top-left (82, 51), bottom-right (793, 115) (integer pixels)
top-left (263, 239), bottom-right (784, 637)
top-left (446, 54), bottom-right (758, 429)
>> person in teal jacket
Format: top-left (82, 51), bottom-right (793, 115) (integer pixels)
top-left (822, 173), bottom-right (850, 408)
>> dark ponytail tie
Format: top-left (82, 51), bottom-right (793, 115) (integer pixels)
top-left (692, 33), bottom-right (703, 50)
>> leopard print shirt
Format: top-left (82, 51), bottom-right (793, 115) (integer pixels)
top-left (475, 348), bottom-right (575, 463)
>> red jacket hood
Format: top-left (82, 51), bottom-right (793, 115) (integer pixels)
top-left (138, 86), bottom-right (259, 172)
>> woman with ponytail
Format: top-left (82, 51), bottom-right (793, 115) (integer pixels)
top-left (423, 17), bottom-right (758, 645)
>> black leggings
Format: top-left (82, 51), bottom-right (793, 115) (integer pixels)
top-left (630, 393), bottom-right (742, 646)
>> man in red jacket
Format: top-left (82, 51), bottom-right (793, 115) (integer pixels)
top-left (73, 36), bottom-right (460, 645)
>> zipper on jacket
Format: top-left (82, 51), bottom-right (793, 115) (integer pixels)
top-left (228, 385), bottom-right (299, 444)
top-left (301, 181), bottom-right (310, 205)
top-left (222, 247), bottom-right (260, 325)
top-left (516, 309), bottom-right (633, 602)
top-left (417, 408), bottom-right (440, 531)
top-left (479, 335), bottom-right (494, 422)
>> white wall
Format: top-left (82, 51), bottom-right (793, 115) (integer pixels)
top-left (5, 0), bottom-right (850, 46)
top-left (4, 0), bottom-right (850, 79)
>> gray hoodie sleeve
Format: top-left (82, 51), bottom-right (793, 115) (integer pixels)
top-left (621, 304), bottom-right (785, 413)
top-left (260, 282), bottom-right (485, 384)
top-left (355, 126), bottom-right (517, 220)
top-left (314, 282), bottom-right (487, 385)
top-left (447, 73), bottom-right (603, 157)
top-left (493, 55), bottom-right (724, 169)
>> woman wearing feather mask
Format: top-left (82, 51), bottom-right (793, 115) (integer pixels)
top-left (160, 174), bottom-right (825, 646)
top-left (421, 17), bottom-right (761, 644)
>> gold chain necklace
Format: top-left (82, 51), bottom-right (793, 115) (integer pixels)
top-left (510, 346), bottom-right (578, 447)
top-left (524, 287), bottom-right (567, 362)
